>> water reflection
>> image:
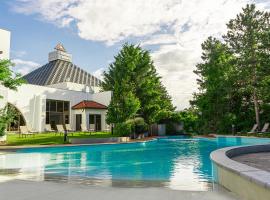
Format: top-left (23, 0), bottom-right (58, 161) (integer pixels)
top-left (0, 137), bottom-right (269, 190)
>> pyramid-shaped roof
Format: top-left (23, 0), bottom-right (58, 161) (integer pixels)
top-left (23, 60), bottom-right (102, 87)
top-left (23, 44), bottom-right (102, 87)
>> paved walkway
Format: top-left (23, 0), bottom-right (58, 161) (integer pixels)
top-left (0, 180), bottom-right (242, 200)
top-left (233, 152), bottom-right (270, 172)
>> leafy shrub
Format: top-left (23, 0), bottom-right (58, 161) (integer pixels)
top-left (0, 105), bottom-right (17, 136)
top-left (134, 117), bottom-right (148, 134)
top-left (114, 122), bottom-right (132, 136)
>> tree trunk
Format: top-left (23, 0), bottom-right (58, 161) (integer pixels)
top-left (253, 90), bottom-right (260, 130)
top-left (252, 56), bottom-right (260, 130)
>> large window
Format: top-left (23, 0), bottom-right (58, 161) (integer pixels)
top-left (46, 99), bottom-right (70, 129)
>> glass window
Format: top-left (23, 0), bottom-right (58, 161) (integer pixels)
top-left (64, 102), bottom-right (69, 111)
top-left (46, 112), bottom-right (50, 124)
top-left (57, 101), bottom-right (63, 112)
top-left (65, 115), bottom-right (69, 124)
top-left (46, 101), bottom-right (50, 112)
top-left (89, 114), bottom-right (95, 124)
top-left (50, 100), bottom-right (56, 112)
top-left (46, 99), bottom-right (69, 127)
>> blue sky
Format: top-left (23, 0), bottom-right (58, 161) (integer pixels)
top-left (0, 1), bottom-right (122, 74)
top-left (1, 0), bottom-right (269, 110)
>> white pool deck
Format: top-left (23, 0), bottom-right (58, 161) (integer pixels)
top-left (0, 180), bottom-right (242, 200)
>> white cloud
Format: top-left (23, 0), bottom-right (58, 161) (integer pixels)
top-left (13, 0), bottom-right (270, 109)
top-left (12, 59), bottom-right (40, 75)
top-left (11, 50), bottom-right (27, 58)
top-left (93, 67), bottom-right (105, 81)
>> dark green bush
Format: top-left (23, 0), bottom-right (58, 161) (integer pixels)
top-left (0, 105), bottom-right (17, 136)
top-left (134, 117), bottom-right (148, 134)
top-left (114, 122), bottom-right (132, 136)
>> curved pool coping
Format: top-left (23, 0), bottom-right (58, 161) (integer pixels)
top-left (0, 135), bottom-right (191, 152)
top-left (0, 137), bottom-right (158, 152)
top-left (210, 144), bottom-right (270, 200)
top-left (0, 135), bottom-right (268, 152)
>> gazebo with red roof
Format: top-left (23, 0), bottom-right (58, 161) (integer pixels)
top-left (72, 100), bottom-right (109, 132)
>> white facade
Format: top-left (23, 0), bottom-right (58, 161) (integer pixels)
top-left (0, 29), bottom-right (11, 60)
top-left (1, 83), bottom-right (111, 132)
top-left (0, 34), bottom-right (111, 133)
top-left (47, 82), bottom-right (100, 94)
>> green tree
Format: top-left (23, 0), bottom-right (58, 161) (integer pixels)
top-left (0, 59), bottom-right (25, 136)
top-left (191, 37), bottom-right (237, 134)
top-left (102, 44), bottom-right (174, 127)
top-left (192, 4), bottom-right (270, 134)
top-left (0, 60), bottom-right (24, 96)
top-left (171, 108), bottom-right (198, 133)
top-left (224, 4), bottom-right (270, 129)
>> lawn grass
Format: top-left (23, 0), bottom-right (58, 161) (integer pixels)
top-left (6, 132), bottom-right (121, 146)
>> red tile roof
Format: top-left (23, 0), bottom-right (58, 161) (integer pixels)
top-left (72, 100), bottom-right (107, 110)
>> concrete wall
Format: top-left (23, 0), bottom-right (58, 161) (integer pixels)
top-left (211, 144), bottom-right (270, 200)
top-left (0, 29), bottom-right (10, 60)
top-left (214, 164), bottom-right (270, 200)
top-left (70, 137), bottom-right (130, 144)
top-left (5, 84), bottom-right (111, 132)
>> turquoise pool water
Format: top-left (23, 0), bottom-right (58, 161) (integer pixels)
top-left (1, 136), bottom-right (270, 190)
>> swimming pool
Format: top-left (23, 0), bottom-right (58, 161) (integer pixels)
top-left (1, 136), bottom-right (270, 190)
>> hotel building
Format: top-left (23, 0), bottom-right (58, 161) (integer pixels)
top-left (0, 31), bottom-right (111, 132)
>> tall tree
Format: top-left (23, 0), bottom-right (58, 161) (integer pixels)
top-left (102, 45), bottom-right (141, 124)
top-left (191, 37), bottom-right (237, 133)
top-left (224, 4), bottom-right (270, 129)
top-left (102, 44), bottom-right (174, 125)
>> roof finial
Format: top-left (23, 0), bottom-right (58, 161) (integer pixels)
top-left (54, 43), bottom-right (66, 52)
top-left (48, 43), bottom-right (72, 62)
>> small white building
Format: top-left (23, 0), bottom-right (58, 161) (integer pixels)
top-left (0, 43), bottom-right (111, 132)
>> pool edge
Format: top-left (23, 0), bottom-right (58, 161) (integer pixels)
top-left (0, 137), bottom-right (157, 151)
top-left (210, 144), bottom-right (270, 200)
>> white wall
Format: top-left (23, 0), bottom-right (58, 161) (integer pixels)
top-left (85, 109), bottom-right (108, 131)
top-left (74, 109), bottom-right (108, 131)
top-left (48, 82), bottom-right (93, 93)
top-left (91, 91), bottom-right (112, 106)
top-left (6, 84), bottom-right (111, 132)
top-left (0, 29), bottom-right (11, 60)
top-left (48, 82), bottom-right (105, 96)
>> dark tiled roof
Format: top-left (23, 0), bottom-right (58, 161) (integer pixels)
top-left (23, 60), bottom-right (102, 87)
top-left (72, 100), bottom-right (107, 110)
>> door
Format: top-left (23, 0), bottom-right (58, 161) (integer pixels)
top-left (89, 114), bottom-right (102, 131)
top-left (95, 115), bottom-right (101, 131)
top-left (76, 114), bottom-right (82, 131)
